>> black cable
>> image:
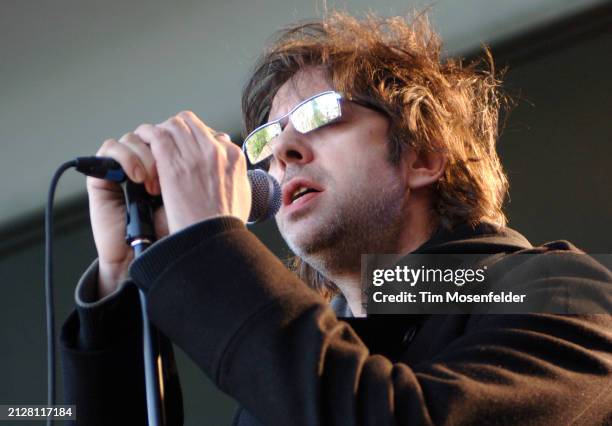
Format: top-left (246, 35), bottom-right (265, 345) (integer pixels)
top-left (43, 156), bottom-right (277, 425)
top-left (45, 160), bottom-right (77, 426)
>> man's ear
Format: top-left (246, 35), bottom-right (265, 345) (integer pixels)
top-left (401, 148), bottom-right (447, 190)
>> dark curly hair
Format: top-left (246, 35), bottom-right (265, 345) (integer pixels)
top-left (242, 11), bottom-right (510, 298)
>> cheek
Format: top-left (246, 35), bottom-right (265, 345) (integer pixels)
top-left (350, 151), bottom-right (401, 197)
top-left (342, 142), bottom-right (391, 178)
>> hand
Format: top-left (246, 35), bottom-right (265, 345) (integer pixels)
top-left (87, 111), bottom-right (250, 297)
top-left (136, 110), bottom-right (251, 234)
top-left (87, 132), bottom-right (167, 297)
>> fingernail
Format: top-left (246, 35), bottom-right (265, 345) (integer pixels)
top-left (133, 166), bottom-right (144, 182)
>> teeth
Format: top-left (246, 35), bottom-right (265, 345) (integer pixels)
top-left (291, 187), bottom-right (311, 203)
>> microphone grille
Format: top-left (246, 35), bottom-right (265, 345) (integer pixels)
top-left (247, 169), bottom-right (281, 224)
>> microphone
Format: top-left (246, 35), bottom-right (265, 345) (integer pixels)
top-left (246, 169), bottom-right (282, 224)
top-left (74, 156), bottom-right (281, 224)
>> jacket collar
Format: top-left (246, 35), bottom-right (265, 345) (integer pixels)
top-left (414, 222), bottom-right (532, 254)
top-left (330, 222), bottom-right (532, 318)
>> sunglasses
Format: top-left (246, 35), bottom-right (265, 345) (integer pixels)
top-left (242, 91), bottom-right (344, 167)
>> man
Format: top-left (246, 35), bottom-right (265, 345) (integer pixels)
top-left (61, 12), bottom-right (612, 425)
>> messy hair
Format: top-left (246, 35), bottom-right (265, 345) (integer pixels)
top-left (242, 12), bottom-right (510, 298)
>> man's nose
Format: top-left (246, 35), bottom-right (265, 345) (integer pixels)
top-left (270, 124), bottom-right (314, 171)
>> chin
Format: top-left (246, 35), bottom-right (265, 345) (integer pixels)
top-left (282, 225), bottom-right (319, 256)
top-left (279, 216), bottom-right (326, 253)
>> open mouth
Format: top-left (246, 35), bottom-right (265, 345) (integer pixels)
top-left (283, 179), bottom-right (324, 207)
top-left (291, 187), bottom-right (321, 204)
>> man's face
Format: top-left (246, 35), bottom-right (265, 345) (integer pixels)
top-left (267, 68), bottom-right (408, 273)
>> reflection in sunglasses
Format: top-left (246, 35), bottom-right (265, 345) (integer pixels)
top-left (243, 91), bottom-right (343, 166)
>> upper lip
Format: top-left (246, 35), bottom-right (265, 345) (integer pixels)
top-left (282, 178), bottom-right (324, 206)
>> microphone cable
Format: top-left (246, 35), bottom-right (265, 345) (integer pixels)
top-left (44, 156), bottom-right (279, 426)
top-left (45, 157), bottom-right (125, 426)
top-left (45, 159), bottom-right (78, 426)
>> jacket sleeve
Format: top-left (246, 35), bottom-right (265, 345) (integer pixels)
top-left (129, 217), bottom-right (612, 426)
top-left (60, 261), bottom-right (183, 425)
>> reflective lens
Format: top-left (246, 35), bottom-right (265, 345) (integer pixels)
top-left (243, 91), bottom-right (342, 166)
top-left (243, 123), bottom-right (281, 166)
top-left (290, 92), bottom-right (342, 133)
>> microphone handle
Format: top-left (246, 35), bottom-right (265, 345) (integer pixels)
top-left (123, 180), bottom-right (166, 425)
top-left (74, 156), bottom-right (281, 223)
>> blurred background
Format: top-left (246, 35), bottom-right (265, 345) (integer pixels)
top-left (1, 0), bottom-right (610, 424)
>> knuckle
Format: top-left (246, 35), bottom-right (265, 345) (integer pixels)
top-left (226, 144), bottom-right (241, 162)
top-left (178, 110), bottom-right (196, 120)
top-left (101, 138), bottom-right (117, 150)
top-left (150, 137), bottom-right (171, 153)
top-left (135, 123), bottom-right (154, 134)
top-left (119, 132), bottom-right (137, 143)
top-left (215, 132), bottom-right (231, 141)
top-left (151, 126), bottom-right (169, 140)
top-left (168, 116), bottom-right (184, 128)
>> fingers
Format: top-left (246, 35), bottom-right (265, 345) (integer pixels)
top-left (176, 110), bottom-right (218, 148)
top-left (133, 123), bottom-right (183, 194)
top-left (90, 130), bottom-right (160, 195)
top-left (119, 131), bottom-right (160, 194)
top-left (145, 111), bottom-right (243, 176)
top-left (177, 111), bottom-right (246, 169)
top-left (96, 137), bottom-right (147, 183)
top-left (157, 113), bottom-right (203, 158)
top-left (92, 112), bottom-right (243, 198)
top-left (213, 131), bottom-right (232, 143)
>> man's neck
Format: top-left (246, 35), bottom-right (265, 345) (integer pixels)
top-left (329, 213), bottom-right (436, 317)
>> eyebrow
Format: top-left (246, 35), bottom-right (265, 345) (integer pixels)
top-left (268, 97), bottom-right (304, 122)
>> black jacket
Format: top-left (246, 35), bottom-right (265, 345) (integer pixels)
top-left (60, 218), bottom-right (612, 425)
